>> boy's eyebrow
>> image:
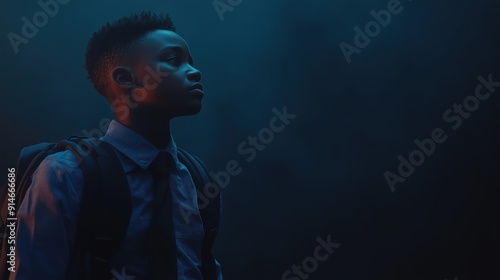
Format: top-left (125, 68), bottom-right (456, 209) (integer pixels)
top-left (159, 46), bottom-right (194, 65)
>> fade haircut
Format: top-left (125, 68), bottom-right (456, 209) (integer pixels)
top-left (84, 11), bottom-right (176, 99)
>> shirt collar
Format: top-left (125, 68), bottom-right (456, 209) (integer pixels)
top-left (102, 119), bottom-right (181, 172)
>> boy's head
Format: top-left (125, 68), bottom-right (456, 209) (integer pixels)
top-left (85, 11), bottom-right (204, 120)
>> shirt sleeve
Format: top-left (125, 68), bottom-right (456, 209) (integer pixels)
top-left (9, 151), bottom-right (84, 280)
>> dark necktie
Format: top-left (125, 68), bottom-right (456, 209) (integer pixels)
top-left (148, 152), bottom-right (177, 279)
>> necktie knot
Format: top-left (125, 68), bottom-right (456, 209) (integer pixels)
top-left (150, 152), bottom-right (173, 177)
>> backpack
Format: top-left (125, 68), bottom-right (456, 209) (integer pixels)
top-left (0, 137), bottom-right (221, 280)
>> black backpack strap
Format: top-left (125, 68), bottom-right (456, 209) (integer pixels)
top-left (60, 138), bottom-right (132, 280)
top-left (177, 148), bottom-right (221, 280)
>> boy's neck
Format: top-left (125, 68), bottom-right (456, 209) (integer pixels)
top-left (117, 114), bottom-right (172, 150)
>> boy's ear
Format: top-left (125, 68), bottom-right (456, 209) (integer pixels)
top-left (111, 66), bottom-right (137, 88)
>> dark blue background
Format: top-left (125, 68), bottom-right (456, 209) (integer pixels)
top-left (1, 0), bottom-right (500, 279)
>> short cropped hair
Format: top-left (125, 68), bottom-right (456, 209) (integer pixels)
top-left (84, 11), bottom-right (176, 98)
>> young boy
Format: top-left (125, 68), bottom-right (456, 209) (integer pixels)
top-left (10, 11), bottom-right (222, 280)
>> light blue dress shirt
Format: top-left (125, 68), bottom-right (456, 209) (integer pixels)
top-left (10, 120), bottom-right (222, 280)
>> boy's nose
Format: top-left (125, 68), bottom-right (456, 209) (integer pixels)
top-left (187, 67), bottom-right (202, 82)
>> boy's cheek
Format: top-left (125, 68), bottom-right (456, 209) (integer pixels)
top-left (144, 64), bottom-right (171, 84)
top-left (139, 65), bottom-right (173, 90)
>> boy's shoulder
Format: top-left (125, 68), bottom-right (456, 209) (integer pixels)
top-left (31, 149), bottom-right (85, 189)
top-left (40, 149), bottom-right (83, 173)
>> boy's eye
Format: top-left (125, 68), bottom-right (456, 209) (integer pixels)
top-left (165, 56), bottom-right (180, 64)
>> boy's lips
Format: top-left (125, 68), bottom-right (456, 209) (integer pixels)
top-left (189, 89), bottom-right (204, 97)
top-left (189, 83), bottom-right (204, 96)
top-left (189, 83), bottom-right (203, 91)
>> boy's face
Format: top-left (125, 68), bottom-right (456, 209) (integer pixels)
top-left (125, 30), bottom-right (203, 118)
